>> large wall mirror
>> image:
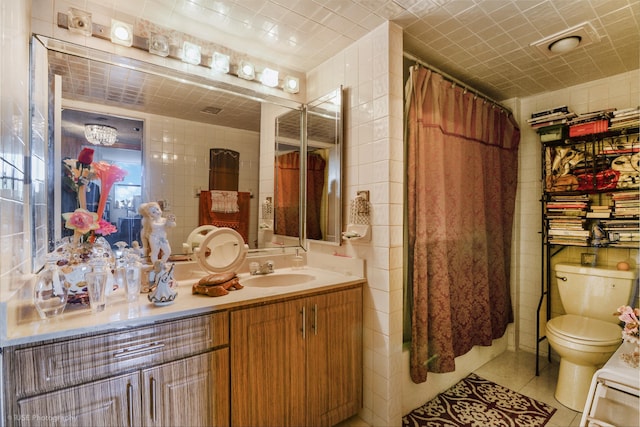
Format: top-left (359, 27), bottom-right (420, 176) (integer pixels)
top-left (31, 35), bottom-right (342, 266)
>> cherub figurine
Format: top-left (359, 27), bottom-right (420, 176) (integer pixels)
top-left (139, 202), bottom-right (176, 264)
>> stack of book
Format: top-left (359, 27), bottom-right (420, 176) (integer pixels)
top-left (586, 204), bottom-right (612, 219)
top-left (548, 218), bottom-right (590, 245)
top-left (568, 109), bottom-right (615, 137)
top-left (601, 220), bottom-right (639, 246)
top-left (609, 107), bottom-right (640, 131)
top-left (546, 194), bottom-right (590, 217)
top-left (611, 191), bottom-right (640, 218)
top-left (528, 106), bottom-right (576, 131)
top-left (546, 195), bottom-right (590, 245)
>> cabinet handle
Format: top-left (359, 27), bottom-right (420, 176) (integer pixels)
top-left (113, 342), bottom-right (166, 359)
top-left (313, 303), bottom-right (318, 335)
top-left (150, 377), bottom-right (158, 422)
top-left (126, 383), bottom-right (134, 427)
top-left (301, 306), bottom-right (306, 339)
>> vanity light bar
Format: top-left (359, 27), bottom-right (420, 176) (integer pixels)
top-left (56, 11), bottom-right (301, 94)
top-left (181, 41), bottom-right (202, 65)
top-left (110, 19), bottom-right (133, 47)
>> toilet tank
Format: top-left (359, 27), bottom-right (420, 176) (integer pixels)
top-left (555, 263), bottom-right (637, 322)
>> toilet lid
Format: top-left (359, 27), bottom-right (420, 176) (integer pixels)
top-left (547, 314), bottom-right (622, 345)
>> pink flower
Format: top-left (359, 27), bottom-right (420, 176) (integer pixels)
top-left (616, 305), bottom-right (640, 344)
top-left (95, 219), bottom-right (117, 236)
top-left (92, 161), bottom-right (127, 219)
top-left (62, 209), bottom-right (99, 234)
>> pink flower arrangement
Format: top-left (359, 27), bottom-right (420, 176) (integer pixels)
top-left (616, 305), bottom-right (639, 344)
top-left (61, 149), bottom-right (127, 244)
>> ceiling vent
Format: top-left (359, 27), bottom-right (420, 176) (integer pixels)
top-left (200, 106), bottom-right (223, 115)
top-left (530, 22), bottom-right (601, 58)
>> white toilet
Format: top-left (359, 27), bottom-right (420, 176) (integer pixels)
top-left (546, 263), bottom-right (637, 412)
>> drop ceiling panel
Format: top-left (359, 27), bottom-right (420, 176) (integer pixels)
top-left (53, 0), bottom-right (639, 138)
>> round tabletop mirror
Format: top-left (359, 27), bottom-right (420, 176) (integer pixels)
top-left (195, 227), bottom-right (248, 273)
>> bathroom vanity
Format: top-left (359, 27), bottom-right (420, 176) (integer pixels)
top-left (1, 267), bottom-right (364, 427)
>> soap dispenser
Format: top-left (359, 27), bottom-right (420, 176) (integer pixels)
top-left (292, 248), bottom-right (304, 269)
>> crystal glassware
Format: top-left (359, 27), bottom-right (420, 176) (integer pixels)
top-left (33, 258), bottom-right (68, 319)
top-left (124, 264), bottom-right (141, 303)
top-left (85, 271), bottom-right (108, 313)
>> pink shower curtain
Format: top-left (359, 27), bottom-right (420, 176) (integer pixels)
top-left (406, 66), bottom-right (520, 384)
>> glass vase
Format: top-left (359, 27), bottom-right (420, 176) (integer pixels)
top-left (33, 259), bottom-right (68, 319)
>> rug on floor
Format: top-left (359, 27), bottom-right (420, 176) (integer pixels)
top-left (403, 373), bottom-right (557, 427)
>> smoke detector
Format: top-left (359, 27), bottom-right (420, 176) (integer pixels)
top-left (530, 22), bottom-right (601, 57)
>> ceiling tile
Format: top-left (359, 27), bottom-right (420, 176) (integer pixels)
top-left (55, 0), bottom-right (639, 123)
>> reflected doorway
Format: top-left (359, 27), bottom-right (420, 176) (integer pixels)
top-left (59, 109), bottom-right (143, 247)
top-left (209, 148), bottom-right (239, 191)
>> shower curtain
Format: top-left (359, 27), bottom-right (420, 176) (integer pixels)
top-left (405, 66), bottom-right (520, 384)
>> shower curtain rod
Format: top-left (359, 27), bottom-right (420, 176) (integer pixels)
top-left (403, 52), bottom-right (512, 114)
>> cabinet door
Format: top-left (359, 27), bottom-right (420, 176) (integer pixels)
top-left (15, 372), bottom-right (140, 427)
top-left (231, 300), bottom-right (306, 427)
top-left (141, 350), bottom-right (229, 427)
top-left (306, 287), bottom-right (363, 427)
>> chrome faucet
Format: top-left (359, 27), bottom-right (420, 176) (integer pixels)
top-left (250, 260), bottom-right (274, 275)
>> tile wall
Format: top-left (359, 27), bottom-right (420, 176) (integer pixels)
top-left (516, 69), bottom-right (640, 357)
top-left (0, 1), bottom-right (31, 320)
top-left (306, 22), bottom-right (405, 426)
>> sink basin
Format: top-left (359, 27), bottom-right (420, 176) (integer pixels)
top-left (241, 273), bottom-right (316, 287)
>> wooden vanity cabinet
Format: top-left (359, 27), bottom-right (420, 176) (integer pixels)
top-left (230, 285), bottom-right (363, 427)
top-left (141, 349), bottom-right (229, 426)
top-left (14, 372), bottom-right (141, 426)
top-left (3, 312), bottom-right (229, 427)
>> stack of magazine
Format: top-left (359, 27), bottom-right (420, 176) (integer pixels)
top-left (527, 105), bottom-right (576, 129)
top-left (611, 191), bottom-right (640, 218)
top-left (546, 195), bottom-right (590, 246)
top-left (609, 107), bottom-right (640, 131)
top-left (602, 191), bottom-right (639, 247)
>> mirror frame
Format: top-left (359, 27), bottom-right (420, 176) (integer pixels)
top-left (305, 86), bottom-right (343, 246)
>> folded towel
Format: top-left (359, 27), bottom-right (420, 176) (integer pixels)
top-left (210, 190), bottom-right (239, 213)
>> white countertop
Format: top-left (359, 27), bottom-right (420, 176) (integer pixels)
top-left (2, 267), bottom-right (364, 347)
top-left (594, 341), bottom-right (640, 393)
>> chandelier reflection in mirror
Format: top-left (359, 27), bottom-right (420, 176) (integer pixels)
top-left (84, 124), bottom-right (118, 146)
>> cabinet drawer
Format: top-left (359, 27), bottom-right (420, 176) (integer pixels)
top-left (11, 311), bottom-right (228, 397)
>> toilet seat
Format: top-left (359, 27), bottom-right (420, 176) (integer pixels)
top-left (547, 314), bottom-right (622, 346)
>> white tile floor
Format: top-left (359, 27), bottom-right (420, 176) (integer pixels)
top-left (337, 350), bottom-right (583, 427)
top-left (473, 350), bottom-right (582, 427)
